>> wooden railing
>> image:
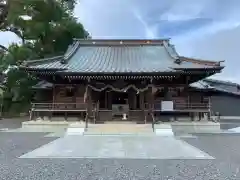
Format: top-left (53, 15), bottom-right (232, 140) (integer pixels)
top-left (31, 103), bottom-right (92, 111)
top-left (153, 102), bottom-right (210, 111)
top-left (31, 101), bottom-right (210, 112)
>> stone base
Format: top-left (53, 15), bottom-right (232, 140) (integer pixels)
top-left (85, 123), bottom-right (153, 135)
top-left (169, 122), bottom-right (220, 134)
top-left (22, 120), bottom-right (82, 129)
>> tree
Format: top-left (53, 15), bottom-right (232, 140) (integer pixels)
top-left (0, 0), bottom-right (88, 114)
top-left (0, 0), bottom-right (9, 28)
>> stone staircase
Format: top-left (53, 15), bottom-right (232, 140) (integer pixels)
top-left (84, 123), bottom-right (154, 135)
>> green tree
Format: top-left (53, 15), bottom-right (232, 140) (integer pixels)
top-left (0, 0), bottom-right (88, 114)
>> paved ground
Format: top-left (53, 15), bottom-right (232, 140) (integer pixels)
top-left (20, 136), bottom-right (213, 159)
top-left (1, 119), bottom-right (240, 179)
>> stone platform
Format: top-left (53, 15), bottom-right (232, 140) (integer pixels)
top-left (22, 120), bottom-right (72, 129)
top-left (85, 123), bottom-right (153, 135)
top-left (19, 135), bottom-right (214, 159)
top-left (168, 122), bottom-right (221, 134)
top-left (21, 120), bottom-right (221, 135)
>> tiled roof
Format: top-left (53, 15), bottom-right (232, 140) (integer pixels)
top-left (203, 79), bottom-right (240, 95)
top-left (189, 81), bottom-right (213, 89)
top-left (190, 78), bottom-right (240, 96)
top-left (22, 56), bottom-right (67, 70)
top-left (23, 39), bottom-right (224, 74)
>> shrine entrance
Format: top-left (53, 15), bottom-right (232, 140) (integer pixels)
top-left (112, 92), bottom-right (128, 104)
top-left (112, 92), bottom-right (129, 120)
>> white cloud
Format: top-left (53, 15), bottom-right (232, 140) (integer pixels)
top-left (175, 25), bottom-right (240, 83)
top-left (131, 9), bottom-right (157, 39)
top-left (75, 0), bottom-right (147, 39)
top-left (159, 1), bottom-right (206, 21)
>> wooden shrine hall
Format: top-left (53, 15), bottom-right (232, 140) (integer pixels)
top-left (21, 39), bottom-right (224, 123)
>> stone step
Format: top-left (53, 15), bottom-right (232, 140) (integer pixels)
top-left (86, 129), bottom-right (153, 133)
top-left (86, 124), bottom-right (153, 134)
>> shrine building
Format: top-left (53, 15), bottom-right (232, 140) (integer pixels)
top-left (21, 39), bottom-right (224, 124)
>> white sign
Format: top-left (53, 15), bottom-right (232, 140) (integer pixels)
top-left (161, 101), bottom-right (173, 111)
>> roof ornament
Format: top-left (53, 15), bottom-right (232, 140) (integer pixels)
top-left (174, 58), bottom-right (182, 65)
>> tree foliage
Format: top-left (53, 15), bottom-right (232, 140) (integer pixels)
top-left (0, 0), bottom-right (88, 114)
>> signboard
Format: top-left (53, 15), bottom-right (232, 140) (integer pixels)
top-left (161, 101), bottom-right (173, 111)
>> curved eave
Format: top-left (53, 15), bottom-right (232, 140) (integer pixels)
top-left (22, 55), bottom-right (64, 66)
top-left (179, 56), bottom-right (224, 66)
top-left (19, 66), bottom-right (67, 72)
top-left (53, 70), bottom-right (185, 76)
top-left (173, 66), bottom-right (224, 71)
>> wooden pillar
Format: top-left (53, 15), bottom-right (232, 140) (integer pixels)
top-left (128, 90), bottom-right (132, 109)
top-left (105, 91), bottom-right (108, 109)
top-left (139, 91), bottom-right (145, 122)
top-left (147, 87), bottom-right (154, 122)
top-left (74, 85), bottom-right (77, 108)
top-left (185, 76), bottom-right (190, 121)
top-left (133, 90), bottom-right (137, 109)
top-left (107, 91), bottom-right (112, 110)
top-left (52, 84), bottom-right (55, 104)
top-left (208, 96), bottom-right (211, 121)
top-left (128, 89), bottom-right (136, 109)
top-left (64, 112), bottom-right (67, 121)
top-left (84, 85), bottom-right (92, 129)
top-left (163, 86), bottom-right (173, 122)
top-left (163, 87), bottom-right (172, 101)
top-left (88, 87), bottom-right (92, 118)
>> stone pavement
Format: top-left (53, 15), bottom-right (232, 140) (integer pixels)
top-left (2, 127), bottom-right (240, 179)
top-left (20, 135), bottom-right (214, 159)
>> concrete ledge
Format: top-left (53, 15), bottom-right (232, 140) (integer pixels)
top-left (22, 120), bottom-right (74, 129)
top-left (169, 122), bottom-right (220, 133)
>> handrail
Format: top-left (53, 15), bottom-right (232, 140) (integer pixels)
top-left (31, 102), bottom-right (86, 105)
top-left (31, 102), bottom-right (98, 111)
top-left (151, 112), bottom-right (155, 132)
top-left (153, 102), bottom-right (210, 110)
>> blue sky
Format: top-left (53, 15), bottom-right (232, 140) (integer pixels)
top-left (1, 0), bottom-right (240, 82)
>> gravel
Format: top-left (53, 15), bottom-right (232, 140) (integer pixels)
top-left (0, 131), bottom-right (240, 179)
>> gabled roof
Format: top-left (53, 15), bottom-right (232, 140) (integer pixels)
top-left (22, 39), bottom-right (224, 74)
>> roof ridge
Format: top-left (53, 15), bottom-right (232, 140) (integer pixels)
top-left (62, 41), bottom-right (81, 63)
top-left (73, 38), bottom-right (171, 41)
top-left (73, 39), bottom-right (170, 46)
top-left (22, 55), bottom-right (64, 66)
top-left (162, 41), bottom-right (181, 64)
